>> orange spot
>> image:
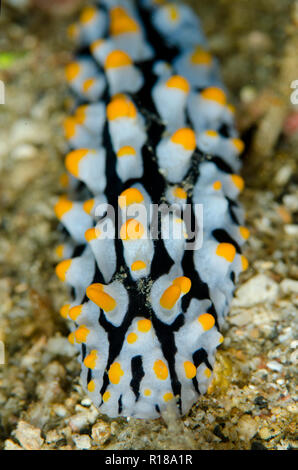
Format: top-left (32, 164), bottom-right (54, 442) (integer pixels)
top-left (86, 283), bottom-right (117, 312)
top-left (166, 5), bottom-right (180, 22)
top-left (201, 87), bottom-right (226, 105)
top-left (84, 350), bottom-right (98, 369)
top-left (213, 180), bottom-right (222, 191)
top-left (171, 128), bottom-right (196, 151)
top-left (239, 226), bottom-right (250, 240)
top-left (173, 187), bottom-right (187, 199)
top-left (103, 391), bottom-right (110, 402)
top-left (198, 313), bottom-right (215, 331)
top-left (105, 50), bottom-right (132, 69)
top-left (74, 325), bottom-right (90, 343)
top-left (80, 6), bottom-right (96, 24)
top-left (153, 359), bottom-right (168, 380)
top-left (205, 129), bottom-right (218, 137)
top-left (65, 149), bottom-right (89, 177)
top-left (108, 362), bottom-right (124, 384)
top-left (131, 260), bottom-right (146, 271)
top-left (137, 319), bottom-right (151, 333)
top-left (204, 368), bottom-right (212, 378)
top-left (65, 62), bottom-right (80, 82)
top-left (120, 219), bottom-right (144, 241)
top-left (118, 188), bottom-right (144, 208)
top-left (166, 75), bottom-right (190, 93)
top-left (55, 244), bottom-right (64, 258)
top-left (232, 138), bottom-right (245, 154)
top-left (144, 389), bottom-right (151, 397)
top-left (55, 259), bottom-right (72, 282)
top-left (90, 38), bottom-right (104, 53)
top-left (163, 392), bottom-right (174, 402)
top-left (190, 47), bottom-right (212, 65)
top-left (85, 227), bottom-right (100, 242)
top-left (160, 284), bottom-right (181, 309)
top-left (127, 332), bottom-right (138, 344)
top-left (54, 196), bottom-right (73, 220)
top-left (231, 174), bottom-right (244, 192)
top-left (241, 255), bottom-right (249, 271)
top-left (63, 117), bottom-right (77, 139)
top-left (216, 243), bottom-right (236, 263)
top-left (69, 305), bottom-right (83, 321)
top-left (117, 145), bottom-right (136, 157)
top-left (67, 23), bottom-right (79, 40)
top-left (172, 276), bottom-right (191, 294)
top-left (60, 304), bottom-right (70, 319)
top-left (68, 332), bottom-right (75, 344)
top-left (83, 78), bottom-right (95, 92)
top-left (87, 380), bottom-right (96, 392)
top-left (106, 96), bottom-right (137, 121)
top-left (83, 198), bottom-right (95, 215)
top-left (110, 9), bottom-right (139, 36)
top-left (184, 361), bottom-right (197, 379)
top-left (59, 173), bottom-right (69, 188)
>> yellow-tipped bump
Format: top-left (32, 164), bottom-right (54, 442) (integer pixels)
top-left (86, 283), bottom-right (117, 312)
top-left (120, 219), bottom-right (145, 241)
top-left (65, 62), bottom-right (80, 82)
top-left (107, 96), bottom-right (137, 121)
top-left (84, 350), bottom-right (98, 370)
top-left (85, 227), bottom-right (100, 242)
top-left (201, 87), bottom-right (226, 105)
top-left (198, 313), bottom-right (215, 331)
top-left (105, 50), bottom-right (132, 69)
top-left (65, 149), bottom-right (89, 178)
top-left (160, 284), bottom-right (181, 310)
top-left (190, 47), bottom-right (212, 65)
top-left (171, 128), bottom-right (196, 151)
top-left (172, 276), bottom-right (191, 294)
top-left (83, 198), bottom-right (95, 215)
top-left (241, 255), bottom-right (249, 271)
top-left (54, 196), bottom-right (73, 220)
top-left (55, 259), bottom-right (72, 282)
top-left (239, 226), bottom-right (250, 240)
top-left (231, 174), bottom-right (245, 192)
top-left (131, 260), bottom-right (146, 271)
top-left (184, 361), bottom-right (197, 379)
top-left (74, 325), bottom-right (90, 343)
top-left (118, 188), bottom-right (144, 208)
top-left (166, 75), bottom-right (190, 93)
top-left (117, 145), bottom-right (136, 158)
top-left (80, 6), bottom-right (96, 24)
top-left (60, 304), bottom-right (70, 319)
top-left (173, 187), bottom-right (187, 200)
top-left (69, 305), bottom-right (83, 321)
top-left (216, 243), bottom-right (236, 263)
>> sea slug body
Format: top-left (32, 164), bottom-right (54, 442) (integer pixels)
top-left (55, 0), bottom-right (249, 419)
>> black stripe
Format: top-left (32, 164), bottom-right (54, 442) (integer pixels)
top-left (130, 355), bottom-right (145, 401)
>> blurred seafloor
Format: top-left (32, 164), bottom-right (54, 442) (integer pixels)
top-left (0, 0), bottom-right (297, 450)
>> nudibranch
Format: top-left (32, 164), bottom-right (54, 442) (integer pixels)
top-left (55, 0), bottom-right (248, 419)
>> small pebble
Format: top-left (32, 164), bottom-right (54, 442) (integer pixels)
top-left (72, 434), bottom-right (92, 450)
top-left (280, 279), bottom-right (298, 295)
top-left (14, 421), bottom-right (44, 450)
top-left (233, 274), bottom-right (279, 307)
top-left (236, 415), bottom-right (258, 441)
top-left (91, 420), bottom-right (111, 446)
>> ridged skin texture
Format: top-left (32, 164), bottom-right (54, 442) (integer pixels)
top-left (55, 0), bottom-right (249, 419)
